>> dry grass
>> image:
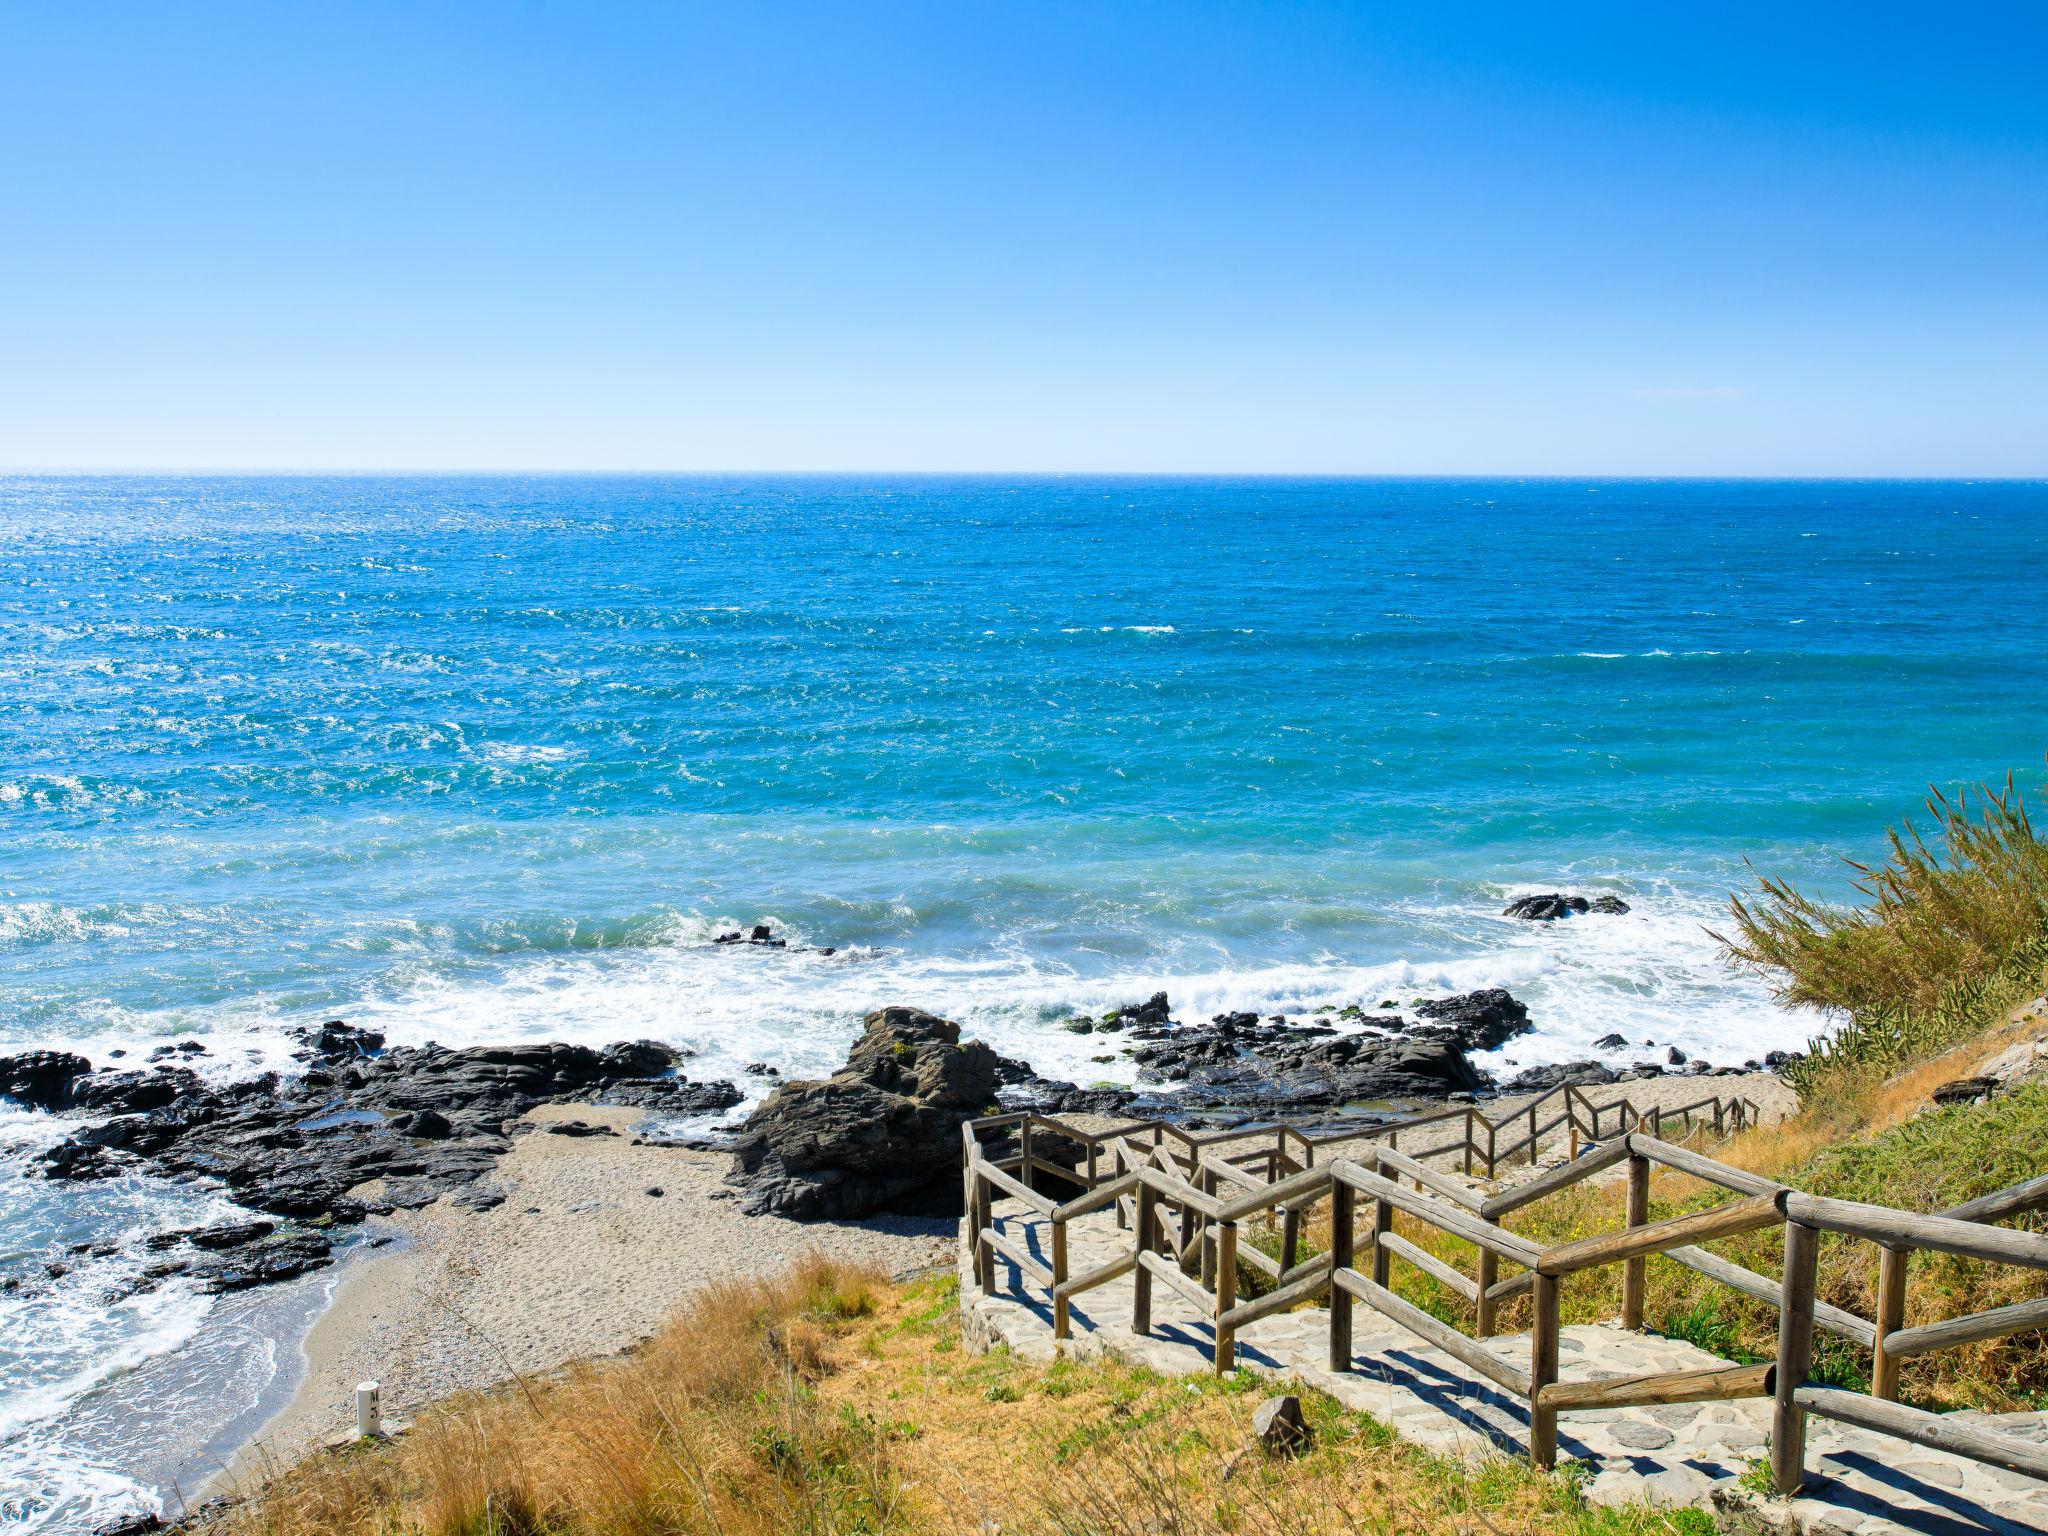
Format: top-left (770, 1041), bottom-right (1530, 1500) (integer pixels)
top-left (209, 1256), bottom-right (1715, 1536)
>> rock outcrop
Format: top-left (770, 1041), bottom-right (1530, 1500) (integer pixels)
top-left (3, 1032), bottom-right (743, 1293)
top-left (1503, 893), bottom-right (1631, 920)
top-left (727, 1007), bottom-right (998, 1220)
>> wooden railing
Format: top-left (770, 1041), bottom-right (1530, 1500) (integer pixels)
top-left (962, 1103), bottom-right (2048, 1498)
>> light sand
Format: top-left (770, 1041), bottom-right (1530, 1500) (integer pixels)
top-left (212, 1103), bottom-right (954, 1494)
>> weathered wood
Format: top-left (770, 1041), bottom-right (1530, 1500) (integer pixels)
top-left (1334, 1161), bottom-right (1545, 1266)
top-left (1529, 1272), bottom-right (1560, 1467)
top-left (1944, 1171), bottom-right (2048, 1226)
top-left (1377, 1145), bottom-right (1488, 1211)
top-left (1662, 1244), bottom-right (1877, 1348)
top-left (1796, 1385), bottom-right (2048, 1482)
top-left (1051, 1217), bottom-right (1070, 1338)
top-left (1480, 1139), bottom-right (1632, 1219)
top-left (1772, 1219), bottom-right (1819, 1496)
top-left (1053, 1168), bottom-right (1138, 1222)
top-left (1625, 1133), bottom-right (1784, 1198)
top-left (979, 1224), bottom-right (1052, 1288)
top-left (1537, 1193), bottom-right (1783, 1276)
top-left (1214, 1163), bottom-right (1330, 1224)
top-left (1785, 1192), bottom-right (2048, 1271)
top-left (1138, 1164), bottom-right (1224, 1222)
top-left (1883, 1294), bottom-right (2048, 1361)
top-left (1870, 1243), bottom-right (1908, 1399)
top-left (1329, 1176), bottom-right (1355, 1370)
top-left (1132, 1180), bottom-right (1156, 1334)
top-left (973, 1157), bottom-right (1060, 1216)
top-left (1214, 1220), bottom-right (1239, 1372)
top-left (1621, 1153), bottom-right (1650, 1330)
top-left (1486, 1266), bottom-right (1534, 1304)
top-left (973, 1176), bottom-right (995, 1292)
top-left (1281, 1206), bottom-right (1302, 1273)
top-left (1222, 1256), bottom-right (1332, 1331)
top-left (1333, 1266), bottom-right (1533, 1398)
top-left (1537, 1362), bottom-right (1771, 1412)
top-left (1476, 1248), bottom-right (1499, 1337)
top-left (1379, 1230), bottom-right (1480, 1302)
top-left (1138, 1248), bottom-right (1215, 1312)
top-left (1053, 1247), bottom-right (1136, 1303)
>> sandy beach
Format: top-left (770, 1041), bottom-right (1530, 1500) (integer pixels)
top-left (206, 1069), bottom-right (1796, 1501)
top-left (209, 1102), bottom-right (957, 1495)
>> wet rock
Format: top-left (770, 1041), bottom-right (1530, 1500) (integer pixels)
top-left (189, 1230), bottom-right (334, 1292)
top-left (1592, 1032), bottom-right (1628, 1050)
top-left (146, 1219), bottom-right (277, 1252)
top-left (0, 1050), bottom-right (95, 1111)
top-left (394, 1108), bottom-right (454, 1139)
top-left (1413, 989), bottom-right (1531, 1053)
top-left (296, 1019), bottom-right (385, 1062)
top-left (727, 1006), bottom-right (999, 1220)
top-left (94, 1513), bottom-right (163, 1536)
top-left (546, 1119), bottom-right (617, 1138)
top-left (595, 1077), bottom-right (744, 1112)
top-left (1666, 1046), bottom-right (1688, 1066)
top-left (1501, 1060), bottom-right (1616, 1093)
top-left (1503, 893), bottom-right (1630, 920)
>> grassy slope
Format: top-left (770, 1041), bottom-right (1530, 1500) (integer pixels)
top-left (213, 1256), bottom-right (1713, 1536)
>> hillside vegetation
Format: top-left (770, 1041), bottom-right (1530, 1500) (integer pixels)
top-left (213, 1256), bottom-right (1707, 1536)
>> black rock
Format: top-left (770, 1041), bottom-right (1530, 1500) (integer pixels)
top-left (395, 1108), bottom-right (455, 1139)
top-left (1502, 1060), bottom-right (1617, 1092)
top-left (1666, 1046), bottom-right (1688, 1066)
top-left (188, 1230), bottom-right (334, 1292)
top-left (295, 1019), bottom-right (385, 1062)
top-left (1503, 893), bottom-right (1630, 920)
top-left (1592, 1032), bottom-right (1628, 1050)
top-left (546, 1119), bottom-right (617, 1137)
top-left (1413, 989), bottom-right (1532, 1053)
top-left (727, 1006), bottom-right (999, 1220)
top-left (0, 1050), bottom-right (95, 1111)
top-left (94, 1513), bottom-right (163, 1536)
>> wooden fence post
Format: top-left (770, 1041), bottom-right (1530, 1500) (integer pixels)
top-left (1530, 1272), bottom-right (1561, 1467)
top-left (1215, 1220), bottom-right (1238, 1373)
top-left (1200, 1168), bottom-right (1219, 1287)
top-left (1051, 1216), bottom-right (1071, 1339)
top-left (1871, 1244), bottom-right (1908, 1401)
top-left (1132, 1181), bottom-right (1156, 1336)
top-left (1622, 1153), bottom-right (1650, 1330)
top-left (1281, 1206), bottom-right (1301, 1274)
top-left (1528, 1102), bottom-right (1540, 1165)
top-left (1476, 1249), bottom-right (1498, 1337)
top-left (1464, 1109), bottom-right (1476, 1176)
top-left (1772, 1219), bottom-right (1819, 1496)
top-left (974, 1171), bottom-right (995, 1293)
top-left (1329, 1177), bottom-right (1355, 1370)
top-left (1371, 1190), bottom-right (1394, 1287)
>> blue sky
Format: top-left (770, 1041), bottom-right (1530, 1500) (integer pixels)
top-left (3, 3), bottom-right (2044, 473)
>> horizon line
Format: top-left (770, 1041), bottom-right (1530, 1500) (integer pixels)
top-left (4, 467), bottom-right (2046, 483)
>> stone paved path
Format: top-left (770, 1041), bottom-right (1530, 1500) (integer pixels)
top-left (961, 1203), bottom-right (2048, 1535)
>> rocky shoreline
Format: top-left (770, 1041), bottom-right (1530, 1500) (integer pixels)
top-left (2, 966), bottom-right (1797, 1308)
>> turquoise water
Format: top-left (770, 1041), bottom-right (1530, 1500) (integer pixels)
top-left (4, 473), bottom-right (2048, 1525)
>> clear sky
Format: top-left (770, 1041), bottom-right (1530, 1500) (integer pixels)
top-left (4, 2), bottom-right (2044, 474)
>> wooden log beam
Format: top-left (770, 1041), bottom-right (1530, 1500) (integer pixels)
top-left (1137, 1248), bottom-right (1216, 1312)
top-left (1785, 1192), bottom-right (2048, 1271)
top-left (1332, 1161), bottom-right (1544, 1266)
top-left (979, 1225), bottom-right (1053, 1289)
top-left (1221, 1256), bottom-right (1333, 1331)
top-left (1795, 1385), bottom-right (2048, 1482)
top-left (1537, 1362), bottom-right (1771, 1412)
top-left (972, 1157), bottom-right (1060, 1216)
top-left (1662, 1244), bottom-right (1876, 1348)
top-left (1332, 1266), bottom-right (1533, 1399)
top-left (1054, 1248), bottom-right (1136, 1302)
top-left (1772, 1219), bottom-right (1819, 1496)
top-left (1625, 1134), bottom-right (1784, 1199)
top-left (1378, 1230), bottom-right (1479, 1302)
top-left (1883, 1295), bottom-right (2048, 1360)
top-left (1377, 1145), bottom-right (1488, 1211)
top-left (1481, 1139), bottom-right (1632, 1219)
top-left (1537, 1193), bottom-right (1783, 1277)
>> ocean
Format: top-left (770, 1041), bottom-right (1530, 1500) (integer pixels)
top-left (4, 474), bottom-right (2047, 1527)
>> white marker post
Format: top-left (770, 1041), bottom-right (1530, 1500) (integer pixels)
top-left (356, 1380), bottom-right (382, 1439)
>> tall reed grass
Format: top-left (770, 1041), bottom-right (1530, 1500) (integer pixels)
top-left (1717, 768), bottom-right (2048, 1094)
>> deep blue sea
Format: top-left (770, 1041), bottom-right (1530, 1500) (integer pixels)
top-left (5, 474), bottom-right (2048, 1526)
